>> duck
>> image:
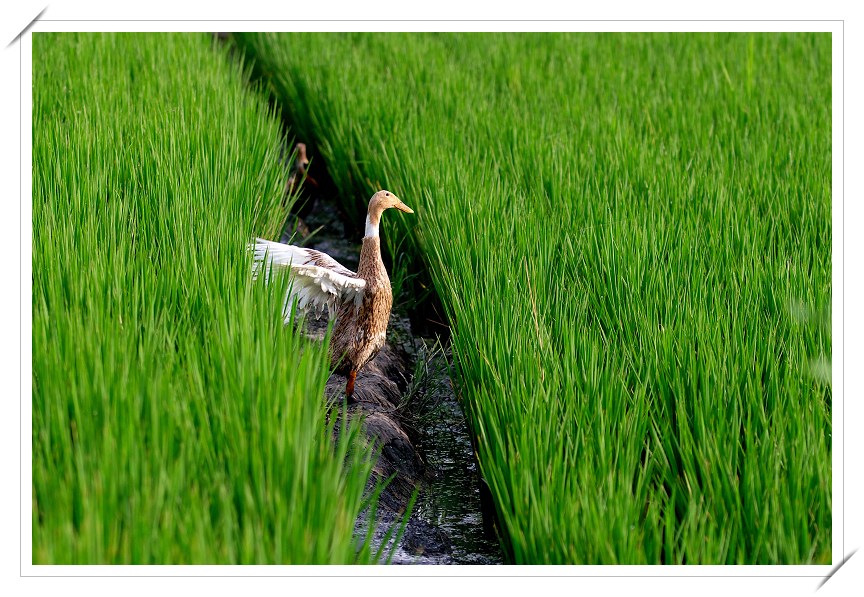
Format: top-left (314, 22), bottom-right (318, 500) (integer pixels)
top-left (252, 190), bottom-right (414, 401)
top-left (285, 142), bottom-right (318, 194)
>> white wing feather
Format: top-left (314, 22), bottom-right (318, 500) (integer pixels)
top-left (250, 237), bottom-right (365, 322)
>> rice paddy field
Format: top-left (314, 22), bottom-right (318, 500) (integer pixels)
top-left (232, 32), bottom-right (832, 564)
top-left (31, 32), bottom-right (387, 564)
top-left (32, 31), bottom-right (832, 566)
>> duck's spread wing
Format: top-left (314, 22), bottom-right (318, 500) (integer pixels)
top-left (250, 237), bottom-right (365, 320)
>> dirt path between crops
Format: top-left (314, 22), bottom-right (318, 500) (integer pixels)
top-left (286, 185), bottom-right (503, 565)
top-left (217, 31), bottom-right (502, 563)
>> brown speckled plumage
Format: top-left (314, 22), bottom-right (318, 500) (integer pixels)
top-left (252, 190), bottom-right (411, 400)
top-left (317, 190), bottom-right (414, 399)
top-left (330, 235), bottom-right (392, 377)
top-left (251, 190), bottom-right (413, 399)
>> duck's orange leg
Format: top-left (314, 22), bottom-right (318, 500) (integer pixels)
top-left (346, 370), bottom-right (357, 402)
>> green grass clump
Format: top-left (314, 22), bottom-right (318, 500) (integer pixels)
top-left (233, 32), bottom-right (832, 564)
top-left (32, 32), bottom-right (381, 564)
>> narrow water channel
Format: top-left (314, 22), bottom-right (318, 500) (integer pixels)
top-left (293, 191), bottom-right (502, 565)
top-left (223, 33), bottom-right (502, 564)
top-left (388, 340), bottom-right (503, 565)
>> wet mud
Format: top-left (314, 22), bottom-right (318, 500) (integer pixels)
top-left (290, 188), bottom-right (502, 565)
top-left (217, 32), bottom-right (501, 564)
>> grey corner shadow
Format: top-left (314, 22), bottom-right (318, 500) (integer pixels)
top-left (817, 549), bottom-right (858, 591)
top-left (6, 6), bottom-right (48, 49)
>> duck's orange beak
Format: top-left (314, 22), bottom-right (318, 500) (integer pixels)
top-left (394, 200), bottom-right (414, 214)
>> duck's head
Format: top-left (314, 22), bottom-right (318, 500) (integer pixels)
top-left (365, 190), bottom-right (413, 237)
top-left (370, 190), bottom-right (413, 214)
top-left (294, 143), bottom-right (309, 171)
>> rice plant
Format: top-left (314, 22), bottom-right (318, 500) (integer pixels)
top-left (32, 32), bottom-right (382, 564)
top-left (233, 32), bottom-right (832, 564)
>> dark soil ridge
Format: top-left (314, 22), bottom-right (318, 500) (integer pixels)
top-left (214, 32), bottom-right (497, 562)
top-left (218, 32), bottom-right (499, 563)
top-left (290, 188), bottom-right (502, 564)
top-left (291, 193), bottom-right (445, 560)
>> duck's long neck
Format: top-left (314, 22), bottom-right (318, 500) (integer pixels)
top-left (358, 235), bottom-right (385, 283)
top-left (364, 208), bottom-right (382, 239)
top-left (359, 206), bottom-right (386, 282)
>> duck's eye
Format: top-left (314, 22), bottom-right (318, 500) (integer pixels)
top-left (385, 192), bottom-right (390, 197)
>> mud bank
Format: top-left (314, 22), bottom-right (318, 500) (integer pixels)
top-left (291, 189), bottom-right (502, 565)
top-left (217, 31), bottom-right (502, 564)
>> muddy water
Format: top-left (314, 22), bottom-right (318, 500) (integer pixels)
top-left (350, 340), bottom-right (503, 565)
top-left (387, 342), bottom-right (503, 565)
top-left (219, 32), bottom-right (502, 564)
top-left (290, 192), bottom-right (502, 565)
